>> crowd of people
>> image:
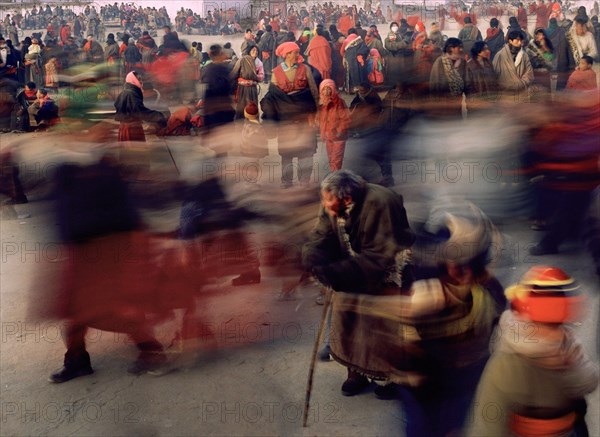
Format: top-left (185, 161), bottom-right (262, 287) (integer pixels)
top-left (1, 1), bottom-right (599, 437)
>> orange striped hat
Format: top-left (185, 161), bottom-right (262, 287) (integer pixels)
top-left (505, 266), bottom-right (585, 323)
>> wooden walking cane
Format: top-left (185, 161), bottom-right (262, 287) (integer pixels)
top-left (302, 286), bottom-right (332, 427)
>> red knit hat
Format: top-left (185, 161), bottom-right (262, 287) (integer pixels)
top-left (505, 266), bottom-right (585, 323)
top-left (244, 101), bottom-right (259, 120)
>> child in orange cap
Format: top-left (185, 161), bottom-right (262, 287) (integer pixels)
top-left (468, 266), bottom-right (598, 437)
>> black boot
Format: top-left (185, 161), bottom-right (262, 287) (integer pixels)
top-left (48, 351), bottom-right (94, 383)
top-left (341, 370), bottom-right (370, 396)
top-left (231, 269), bottom-right (261, 286)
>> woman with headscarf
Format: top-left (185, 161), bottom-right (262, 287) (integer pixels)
top-left (229, 43), bottom-right (264, 119)
top-left (305, 26), bottom-right (332, 80)
top-left (367, 48), bottom-right (384, 86)
top-left (526, 28), bottom-right (555, 91)
top-left (317, 78), bottom-right (351, 171)
top-left (114, 71), bottom-right (167, 142)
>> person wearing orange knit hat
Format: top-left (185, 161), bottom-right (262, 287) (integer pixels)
top-left (468, 266), bottom-right (598, 437)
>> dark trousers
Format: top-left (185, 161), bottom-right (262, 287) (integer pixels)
top-left (539, 189), bottom-right (591, 250)
top-left (398, 359), bottom-right (487, 437)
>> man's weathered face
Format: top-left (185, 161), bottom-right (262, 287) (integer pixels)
top-left (285, 50), bottom-right (299, 64)
top-left (321, 190), bottom-right (349, 218)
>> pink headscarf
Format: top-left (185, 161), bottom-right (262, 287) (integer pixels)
top-left (125, 71), bottom-right (143, 90)
top-left (319, 78), bottom-right (338, 105)
top-left (275, 41), bottom-right (300, 58)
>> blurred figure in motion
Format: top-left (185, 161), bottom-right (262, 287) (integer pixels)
top-left (583, 187), bottom-right (600, 281)
top-left (178, 177), bottom-right (262, 287)
top-left (468, 266), bottom-right (598, 437)
top-left (302, 170), bottom-right (415, 397)
top-left (200, 44), bottom-right (235, 142)
top-left (379, 201), bottom-right (506, 437)
top-left (48, 158), bottom-right (168, 383)
top-left (114, 70), bottom-right (167, 142)
top-left (528, 91), bottom-right (600, 256)
top-left (0, 149), bottom-right (28, 204)
top-left (349, 81), bottom-right (393, 186)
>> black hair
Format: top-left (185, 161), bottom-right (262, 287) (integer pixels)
top-left (209, 44), bottom-right (222, 57)
top-left (534, 28), bottom-right (554, 51)
top-left (581, 55), bottom-right (594, 64)
top-left (471, 41), bottom-right (488, 58)
top-left (444, 37), bottom-right (463, 53)
top-left (507, 30), bottom-right (524, 41)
